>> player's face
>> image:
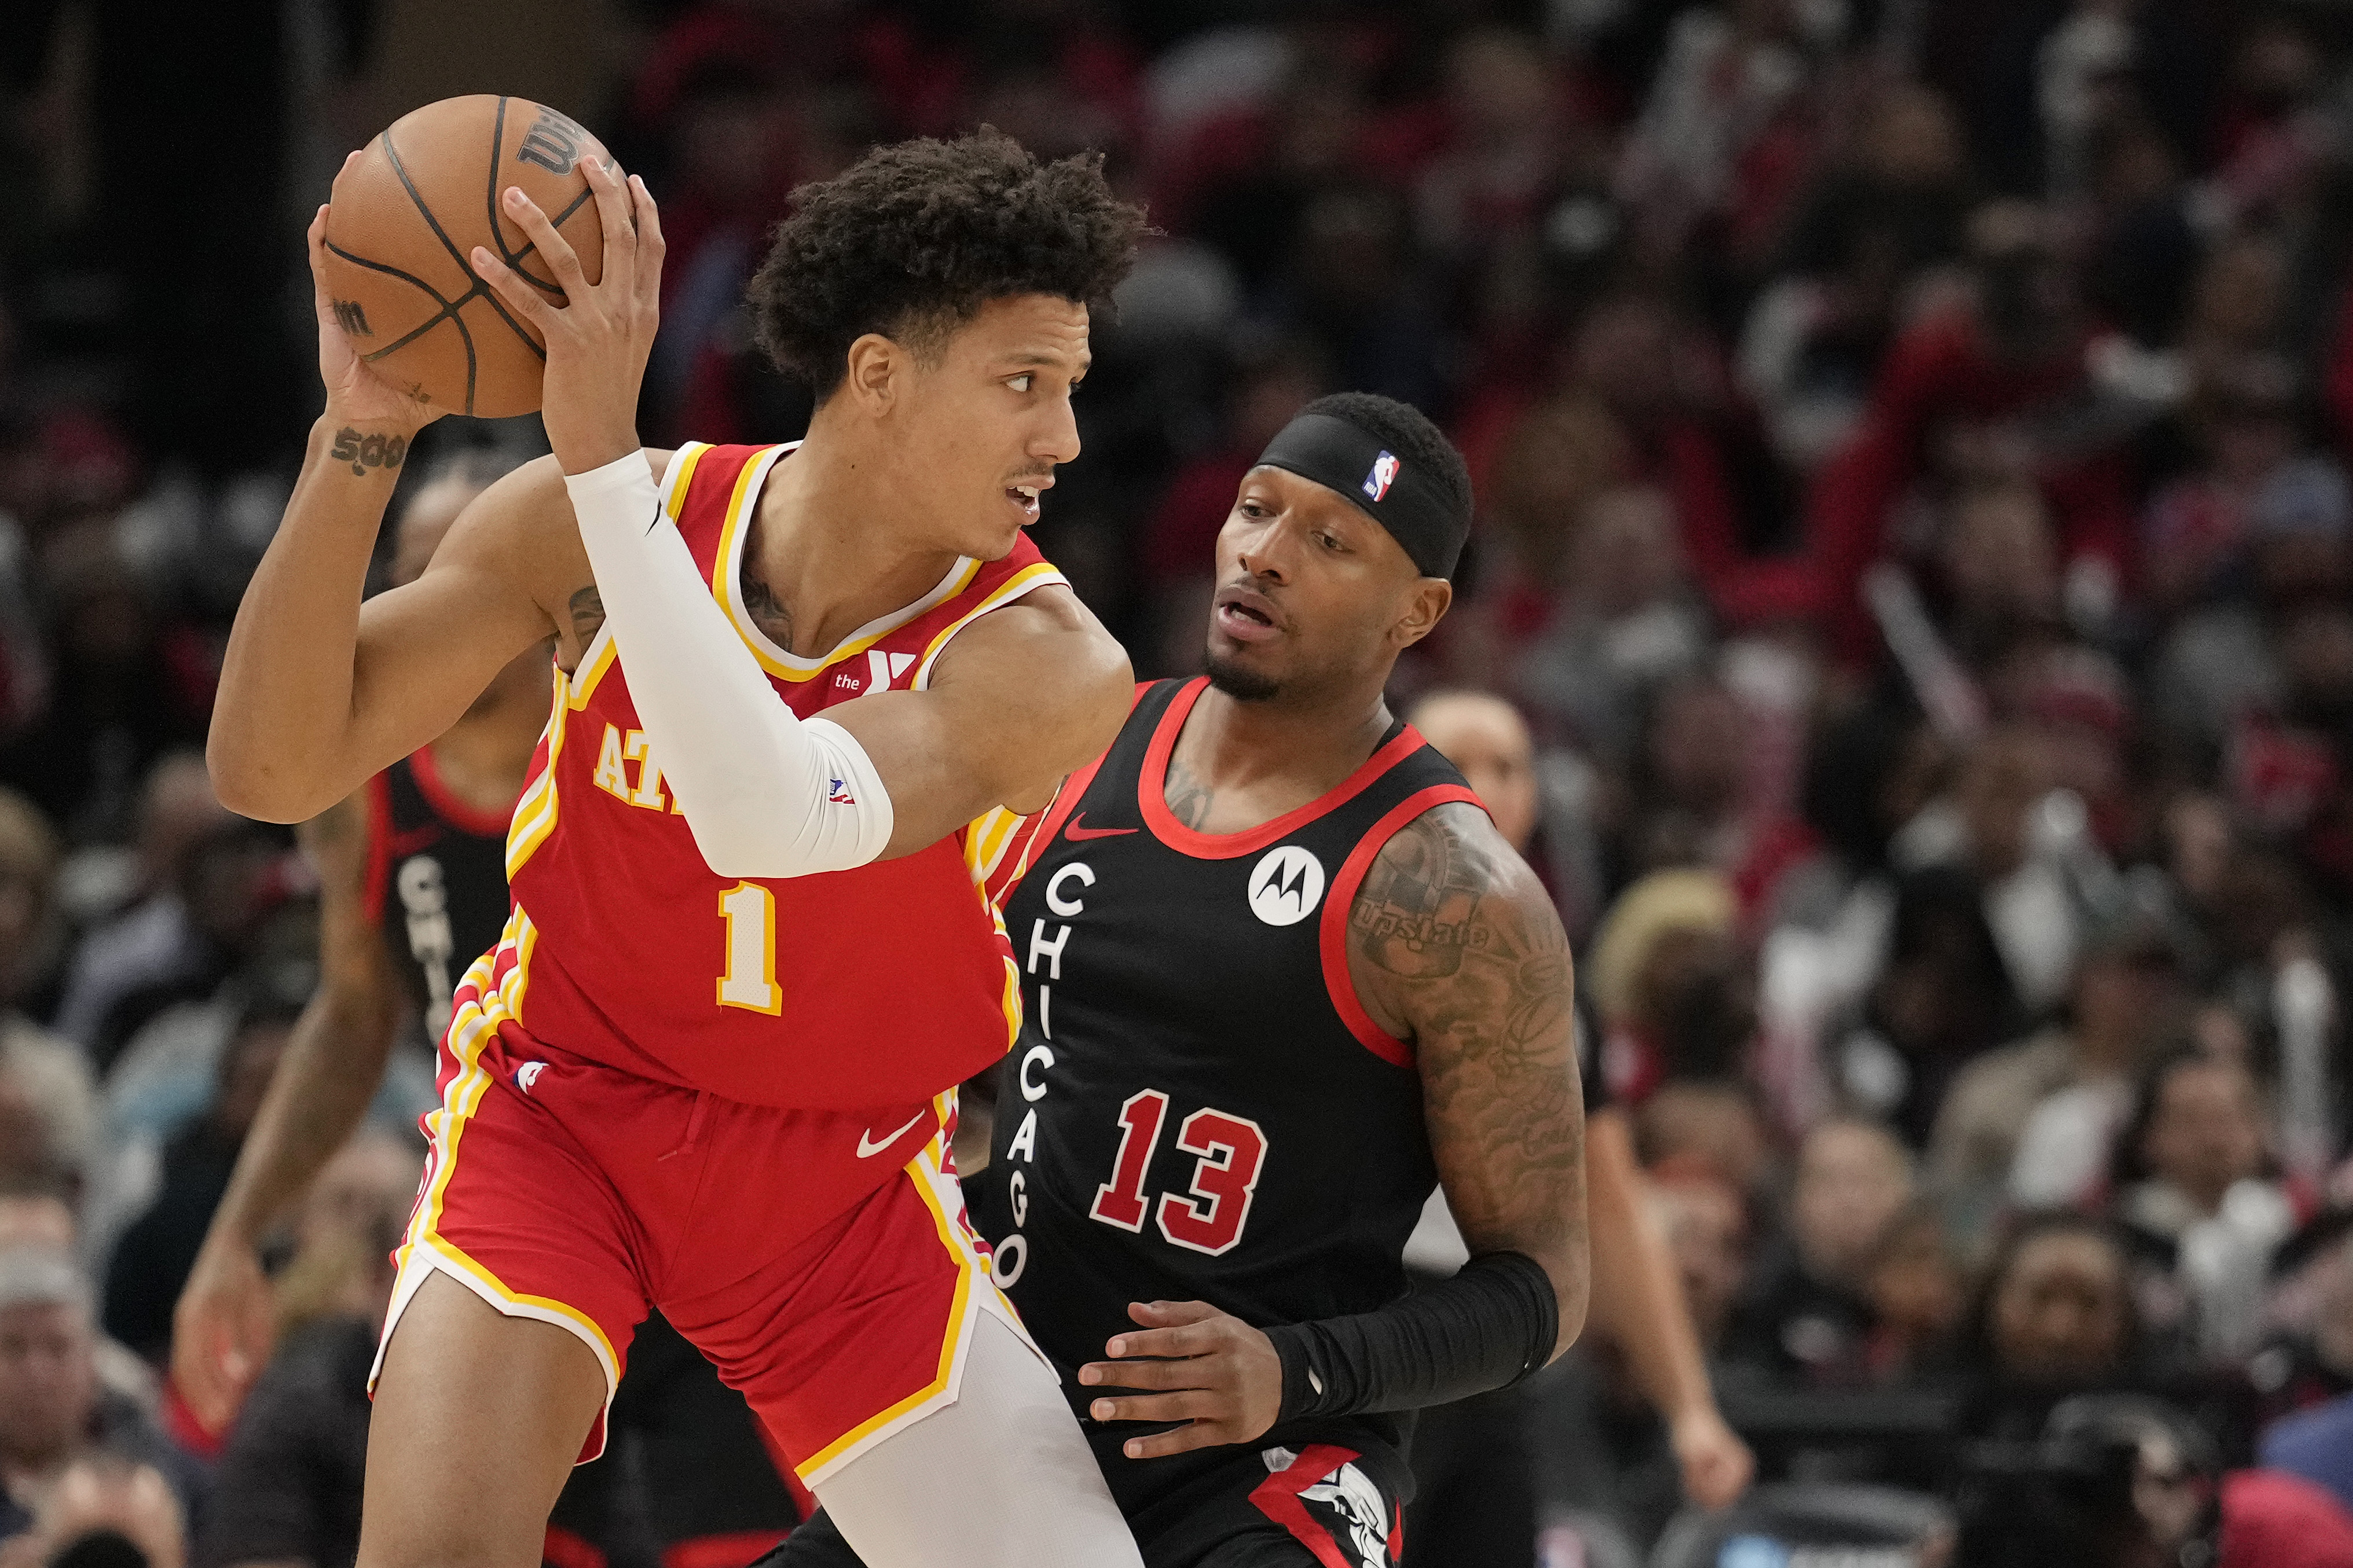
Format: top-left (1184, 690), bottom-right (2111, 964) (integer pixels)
top-left (1203, 467), bottom-right (1447, 703)
top-left (896, 293), bottom-right (1089, 559)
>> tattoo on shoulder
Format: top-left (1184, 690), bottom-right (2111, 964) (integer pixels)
top-left (569, 586), bottom-right (606, 642)
top-left (1350, 805), bottom-right (1497, 978)
top-left (329, 427), bottom-right (408, 478)
top-left (1350, 803), bottom-right (1572, 1042)
top-left (1164, 756), bottom-right (1214, 830)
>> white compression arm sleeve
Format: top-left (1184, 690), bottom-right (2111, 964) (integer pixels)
top-left (563, 451), bottom-right (893, 879)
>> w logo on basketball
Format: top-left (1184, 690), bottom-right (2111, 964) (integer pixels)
top-left (1362, 450), bottom-right (1400, 503)
top-left (1247, 845), bottom-right (1325, 927)
top-left (515, 107), bottom-right (588, 175)
top-left (332, 299), bottom-right (373, 337)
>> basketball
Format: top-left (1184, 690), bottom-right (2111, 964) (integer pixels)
top-left (321, 95), bottom-right (610, 419)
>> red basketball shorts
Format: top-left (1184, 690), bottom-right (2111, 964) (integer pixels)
top-left (372, 940), bottom-right (1028, 1488)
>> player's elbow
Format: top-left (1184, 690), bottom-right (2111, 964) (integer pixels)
top-left (206, 729), bottom-right (324, 824)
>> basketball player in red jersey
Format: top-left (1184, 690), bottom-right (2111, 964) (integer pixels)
top-left (177, 455), bottom-right (808, 1568)
top-left (208, 131), bottom-right (1149, 1568)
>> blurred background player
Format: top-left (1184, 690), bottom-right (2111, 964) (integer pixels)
top-left (774, 392), bottom-right (1590, 1568)
top-left (171, 454), bottom-right (802, 1568)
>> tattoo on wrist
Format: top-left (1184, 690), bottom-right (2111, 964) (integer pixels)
top-left (330, 427), bottom-right (408, 478)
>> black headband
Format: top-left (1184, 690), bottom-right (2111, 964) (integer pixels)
top-left (1254, 412), bottom-right (1467, 579)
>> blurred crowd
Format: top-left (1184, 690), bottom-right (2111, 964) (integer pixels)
top-left (9, 0), bottom-right (2353, 1565)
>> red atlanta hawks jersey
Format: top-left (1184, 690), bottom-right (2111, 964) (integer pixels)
top-left (482, 440), bottom-right (1065, 1109)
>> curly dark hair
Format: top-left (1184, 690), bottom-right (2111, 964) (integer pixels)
top-left (746, 128), bottom-right (1146, 396)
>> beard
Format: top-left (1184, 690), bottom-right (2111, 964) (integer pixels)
top-left (1204, 649), bottom-right (1281, 702)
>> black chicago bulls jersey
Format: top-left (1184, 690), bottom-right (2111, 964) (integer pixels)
top-left (362, 750), bottom-right (514, 1042)
top-left (973, 676), bottom-right (1482, 1470)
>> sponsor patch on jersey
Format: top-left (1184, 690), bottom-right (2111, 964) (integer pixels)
top-left (1248, 844), bottom-right (1326, 927)
top-left (1362, 450), bottom-right (1400, 503)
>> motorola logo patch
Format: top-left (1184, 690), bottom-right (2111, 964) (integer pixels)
top-left (1248, 844), bottom-right (1326, 927)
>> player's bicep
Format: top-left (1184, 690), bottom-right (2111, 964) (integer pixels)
top-left (1355, 809), bottom-right (1586, 1276)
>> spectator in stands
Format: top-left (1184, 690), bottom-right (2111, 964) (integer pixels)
top-left (0, 1250), bottom-right (193, 1538)
top-left (192, 1131), bottom-right (412, 1568)
top-left (1806, 199), bottom-right (2132, 665)
top-left (100, 979), bottom-right (300, 1363)
top-left (1650, 1168), bottom-right (1751, 1353)
top-left (1509, 483), bottom-right (1711, 768)
top-left (0, 530), bottom-right (208, 850)
top-left (1725, 1117), bottom-right (1914, 1386)
top-left (52, 757), bottom-right (289, 1073)
top-left (1962, 1213), bottom-right (2143, 1440)
top-left (1931, 888), bottom-right (2186, 1237)
top-left (1863, 1198), bottom-right (1965, 1386)
top-left (2113, 1050), bottom-right (2296, 1361)
top-left (0, 1456), bottom-right (186, 1568)
top-left (0, 793), bottom-right (93, 1202)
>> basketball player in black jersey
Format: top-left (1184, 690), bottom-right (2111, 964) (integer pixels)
top-left (774, 393), bottom-right (1589, 1568)
top-left (172, 456), bottom-right (804, 1566)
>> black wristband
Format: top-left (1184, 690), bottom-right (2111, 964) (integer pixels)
top-left (1265, 1250), bottom-right (1559, 1422)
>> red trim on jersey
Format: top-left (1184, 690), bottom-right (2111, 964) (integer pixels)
top-left (659, 1532), bottom-right (790, 1568)
top-left (1317, 784), bottom-right (1485, 1070)
top-left (1245, 1443), bottom-right (1376, 1568)
top-left (409, 744), bottom-right (519, 838)
top-left (1138, 678), bottom-right (1434, 860)
top-left (360, 770), bottom-right (393, 927)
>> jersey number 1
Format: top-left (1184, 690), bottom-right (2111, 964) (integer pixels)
top-left (716, 882), bottom-right (780, 1013)
top-left (1087, 1089), bottom-right (1268, 1256)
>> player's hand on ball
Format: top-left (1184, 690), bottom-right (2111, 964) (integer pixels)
top-left (470, 153), bottom-right (662, 475)
top-left (310, 160), bottom-right (439, 434)
top-left (1079, 1300), bottom-right (1283, 1459)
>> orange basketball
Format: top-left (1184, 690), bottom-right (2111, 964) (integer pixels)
top-left (321, 95), bottom-right (609, 419)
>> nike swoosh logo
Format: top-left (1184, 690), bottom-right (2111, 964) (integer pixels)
top-left (1065, 813), bottom-right (1138, 840)
top-left (856, 1110), bottom-right (929, 1159)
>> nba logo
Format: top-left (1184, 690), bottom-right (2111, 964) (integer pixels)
top-left (1362, 451), bottom-right (1400, 502)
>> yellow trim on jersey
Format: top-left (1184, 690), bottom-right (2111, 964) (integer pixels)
top-left (909, 563), bottom-right (1069, 690)
top-left (961, 806), bottom-right (1025, 888)
top-left (794, 1139), bottom-right (1006, 1485)
top-left (505, 670), bottom-right (571, 879)
top-left (710, 444), bottom-right (987, 682)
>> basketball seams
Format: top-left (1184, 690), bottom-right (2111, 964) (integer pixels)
top-left (383, 130), bottom-right (475, 278)
top-left (483, 96), bottom-right (567, 301)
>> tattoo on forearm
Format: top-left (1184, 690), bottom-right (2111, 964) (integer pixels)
top-left (569, 586), bottom-right (606, 642)
top-left (1164, 757), bottom-right (1215, 829)
top-left (329, 427), bottom-right (408, 478)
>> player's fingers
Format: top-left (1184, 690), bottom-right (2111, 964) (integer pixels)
top-left (307, 206), bottom-right (334, 296)
top-left (1123, 1298), bottom-right (1221, 1331)
top-left (1107, 1320), bottom-right (1221, 1361)
top-left (629, 174), bottom-right (664, 307)
top-left (1088, 1389), bottom-right (1220, 1426)
top-left (1119, 1420), bottom-right (1229, 1460)
top-left (500, 186), bottom-right (590, 299)
top-left (471, 246), bottom-right (556, 331)
top-left (1077, 1356), bottom-right (1212, 1391)
top-left (580, 155), bottom-right (635, 292)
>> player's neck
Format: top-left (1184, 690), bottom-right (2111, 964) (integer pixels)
top-left (743, 429), bottom-right (967, 658)
top-left (1171, 680), bottom-right (1395, 824)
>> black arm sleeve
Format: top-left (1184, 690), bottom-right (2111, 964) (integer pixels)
top-left (1263, 1250), bottom-right (1558, 1420)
